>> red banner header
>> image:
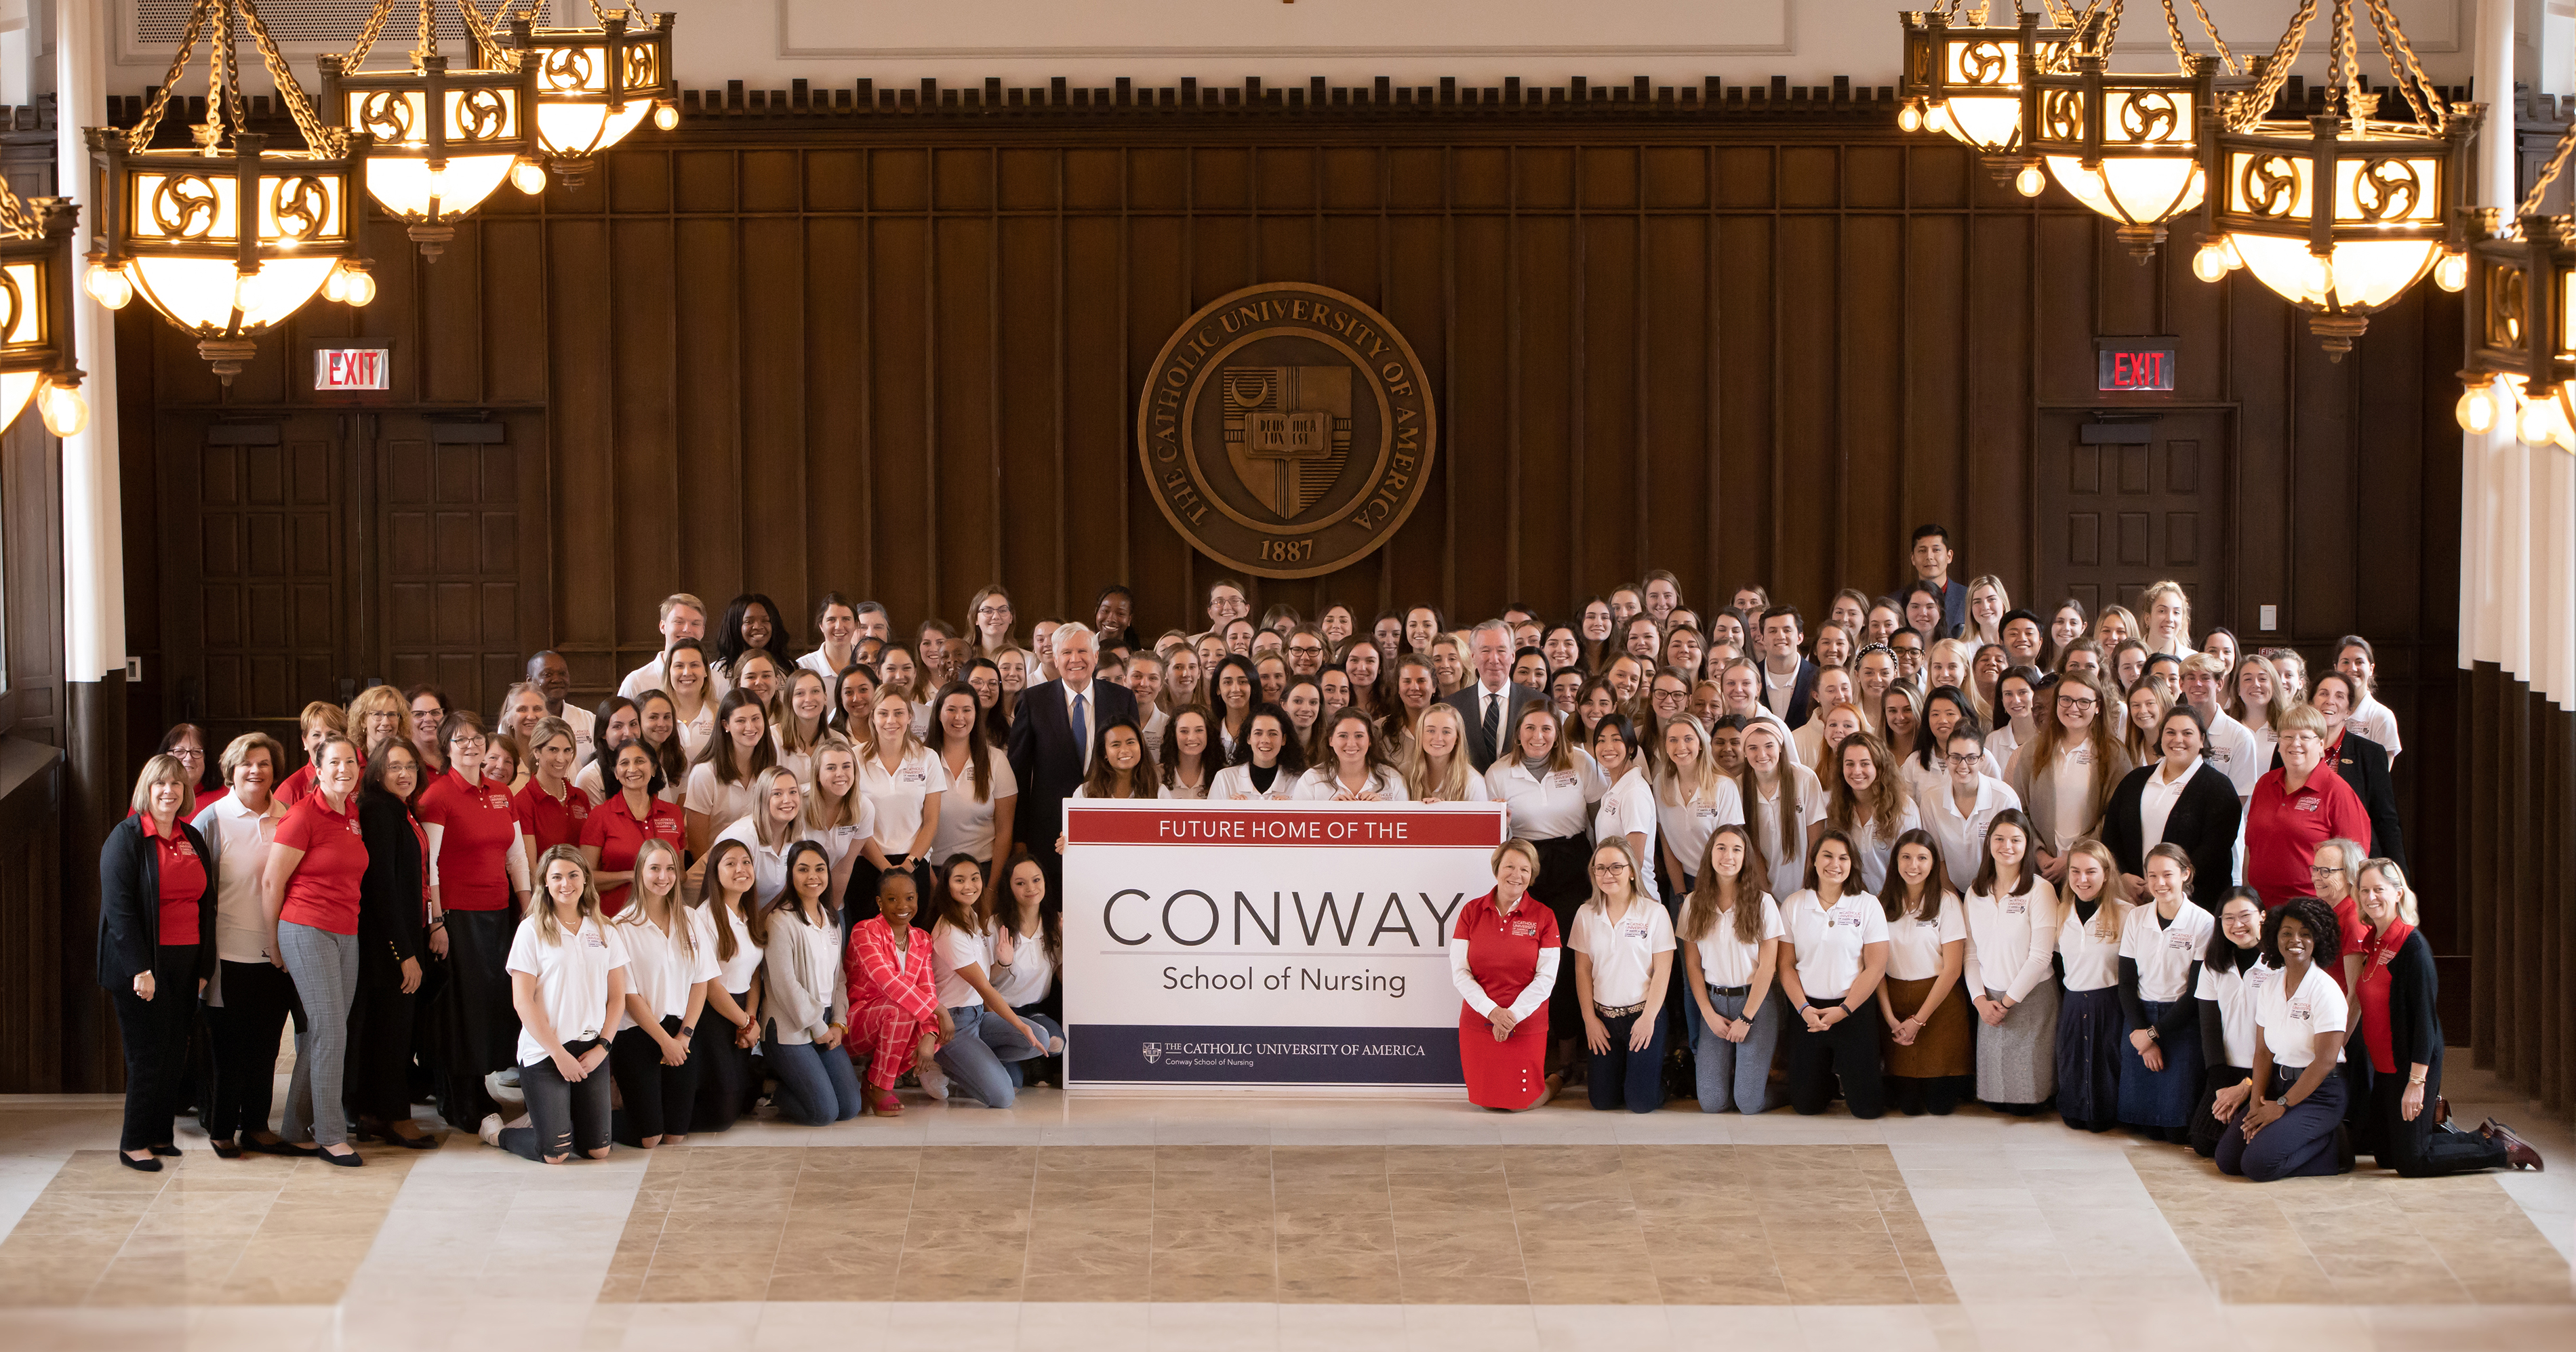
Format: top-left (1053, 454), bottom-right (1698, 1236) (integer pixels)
top-left (1065, 802), bottom-right (1505, 848)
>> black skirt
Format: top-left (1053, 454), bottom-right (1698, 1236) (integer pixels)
top-left (426, 908), bottom-right (519, 1126)
top-left (691, 987), bottom-right (757, 1133)
top-left (1526, 833), bottom-right (1592, 1040)
top-left (2053, 985), bottom-right (2124, 1128)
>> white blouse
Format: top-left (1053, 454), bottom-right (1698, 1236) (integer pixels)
top-left (1291, 765), bottom-right (1412, 801)
top-left (613, 903), bottom-right (720, 1032)
top-left (1884, 895), bottom-right (1967, 983)
top-left (1686, 893), bottom-right (1782, 989)
top-left (1746, 764), bottom-right (1828, 902)
top-left (2055, 898), bottom-right (2127, 992)
top-left (1487, 753), bottom-right (1603, 840)
top-left (1208, 762), bottom-right (1300, 801)
top-left (2194, 956), bottom-right (2278, 1068)
top-left (1963, 875), bottom-right (2061, 1002)
top-left (1591, 767), bottom-right (1661, 897)
top-left (2120, 901), bottom-right (2215, 1004)
top-left (860, 744), bottom-right (950, 855)
top-left (1653, 778), bottom-right (1747, 886)
top-left (927, 751), bottom-right (1018, 863)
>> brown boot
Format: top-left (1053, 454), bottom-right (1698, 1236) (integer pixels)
top-left (2479, 1119), bottom-right (2545, 1172)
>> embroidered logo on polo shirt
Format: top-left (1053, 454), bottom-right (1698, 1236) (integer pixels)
top-left (1552, 774), bottom-right (1577, 789)
top-left (2289, 998), bottom-right (2312, 1022)
top-left (2294, 798), bottom-right (2321, 813)
top-left (1510, 920), bottom-right (1538, 938)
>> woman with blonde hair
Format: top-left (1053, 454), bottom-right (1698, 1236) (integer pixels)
top-left (100, 754), bottom-right (218, 1169)
top-left (1654, 714), bottom-right (1744, 901)
top-left (1964, 576), bottom-right (2010, 647)
top-left (607, 840), bottom-right (712, 1149)
top-left (348, 683), bottom-right (410, 761)
top-left (2120, 681), bottom-right (2170, 769)
top-left (1680, 824), bottom-right (1782, 1113)
top-left (2115, 844), bottom-right (2215, 1141)
top-left (1451, 838), bottom-right (1562, 1111)
top-left (1569, 837), bottom-right (1674, 1113)
top-left (1826, 733), bottom-right (1918, 895)
top-left (2093, 605), bottom-right (2139, 651)
top-left (2349, 859), bottom-right (2539, 1174)
top-left (1733, 720), bottom-right (1826, 903)
top-left (1403, 703), bottom-right (1491, 804)
top-left (2055, 838), bottom-right (2132, 1132)
top-left (2140, 580), bottom-right (2195, 656)
top-left (772, 668), bottom-right (834, 782)
top-left (482, 846), bottom-right (627, 1163)
top-left (2223, 653), bottom-right (2291, 767)
top-left (2005, 671), bottom-right (2133, 883)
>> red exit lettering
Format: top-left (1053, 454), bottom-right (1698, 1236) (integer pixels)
top-left (2098, 346), bottom-right (2175, 392)
top-left (315, 348), bottom-right (389, 391)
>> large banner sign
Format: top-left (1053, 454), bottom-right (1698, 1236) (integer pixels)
top-left (1062, 801), bottom-right (1507, 1090)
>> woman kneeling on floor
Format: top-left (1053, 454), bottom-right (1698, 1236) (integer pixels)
top-left (481, 846), bottom-right (628, 1163)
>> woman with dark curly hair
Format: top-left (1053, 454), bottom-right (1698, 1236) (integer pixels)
top-left (2214, 895), bottom-right (2352, 1181)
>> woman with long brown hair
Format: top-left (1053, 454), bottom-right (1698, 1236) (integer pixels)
top-left (1679, 824), bottom-right (1782, 1113)
top-left (1826, 733), bottom-right (1917, 895)
top-left (1876, 829), bottom-right (1970, 1115)
top-left (2005, 671), bottom-right (2132, 884)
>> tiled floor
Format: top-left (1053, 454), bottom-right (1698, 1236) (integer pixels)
top-left (0, 1063), bottom-right (2565, 1350)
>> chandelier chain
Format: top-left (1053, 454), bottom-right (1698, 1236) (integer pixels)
top-left (2360, 0), bottom-right (2448, 132)
top-left (126, 0), bottom-right (210, 151)
top-left (2520, 121), bottom-right (2576, 219)
top-left (2225, 0), bottom-right (2316, 129)
top-left (2170, 0), bottom-right (2242, 75)
top-left (340, 0), bottom-right (403, 73)
top-left (237, 0), bottom-right (344, 150)
top-left (414, 0), bottom-right (437, 58)
top-left (212, 0), bottom-right (245, 142)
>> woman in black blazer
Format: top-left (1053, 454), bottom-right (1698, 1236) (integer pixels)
top-left (2349, 859), bottom-right (2538, 1174)
top-left (2102, 704), bottom-right (2241, 911)
top-left (348, 742), bottom-right (437, 1148)
top-left (98, 754), bottom-right (218, 1171)
top-left (2308, 674), bottom-right (2405, 872)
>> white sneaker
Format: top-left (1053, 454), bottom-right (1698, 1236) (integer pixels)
top-left (494, 1067), bottom-right (522, 1089)
top-left (918, 1058), bottom-right (950, 1101)
top-left (477, 1113), bottom-right (504, 1149)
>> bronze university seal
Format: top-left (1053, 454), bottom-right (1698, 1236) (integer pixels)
top-left (1137, 283), bottom-right (1436, 579)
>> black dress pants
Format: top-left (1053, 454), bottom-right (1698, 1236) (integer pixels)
top-left (110, 947), bottom-right (201, 1152)
top-left (611, 1016), bottom-right (704, 1144)
top-left (204, 958), bottom-right (298, 1140)
top-left (1786, 1004), bottom-right (1885, 1120)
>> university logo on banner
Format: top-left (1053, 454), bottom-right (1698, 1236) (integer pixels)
top-left (1135, 283), bottom-right (1437, 579)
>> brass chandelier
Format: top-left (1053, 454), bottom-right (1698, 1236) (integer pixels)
top-left (2454, 127), bottom-right (2576, 449)
top-left (2186, 0), bottom-right (2475, 357)
top-left (0, 174), bottom-right (86, 436)
top-left (1897, 4), bottom-right (2073, 164)
top-left (2011, 1), bottom-right (2230, 260)
top-left (319, 0), bottom-right (540, 260)
top-left (83, 0), bottom-right (375, 383)
top-left (506, 4), bottom-right (679, 186)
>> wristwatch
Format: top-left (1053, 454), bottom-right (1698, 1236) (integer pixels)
top-left (679, 1024), bottom-right (696, 1039)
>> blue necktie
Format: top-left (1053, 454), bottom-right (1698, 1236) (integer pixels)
top-left (1071, 691), bottom-right (1089, 768)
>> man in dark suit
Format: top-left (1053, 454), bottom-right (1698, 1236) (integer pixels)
top-left (1908, 524), bottom-right (1969, 636)
top-left (1755, 605), bottom-right (1822, 729)
top-left (1441, 621), bottom-right (1546, 773)
top-left (1008, 622), bottom-right (1140, 893)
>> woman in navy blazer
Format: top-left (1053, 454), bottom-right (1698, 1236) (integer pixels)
top-left (2101, 704), bottom-right (2242, 911)
top-left (98, 754), bottom-right (218, 1170)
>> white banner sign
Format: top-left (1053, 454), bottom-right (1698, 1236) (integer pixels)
top-left (1062, 800), bottom-right (1506, 1089)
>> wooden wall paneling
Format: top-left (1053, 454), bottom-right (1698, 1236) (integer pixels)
top-left (1967, 210), bottom-right (2032, 592)
top-left (548, 216), bottom-right (617, 699)
top-left (1123, 207), bottom-right (1193, 629)
top-left (484, 218), bottom-right (550, 408)
top-left (1643, 212), bottom-right (1708, 607)
top-left (742, 214), bottom-right (811, 628)
top-left (2034, 213), bottom-right (2097, 409)
top-left (1062, 211), bottom-right (1127, 628)
top-left (868, 207), bottom-right (931, 621)
top-left (1381, 213), bottom-right (1449, 620)
top-left (996, 211), bottom-right (1060, 620)
top-left (2223, 273), bottom-right (2291, 635)
top-left (677, 207), bottom-right (748, 613)
top-left (1447, 208), bottom-right (1512, 614)
top-left (1901, 211), bottom-right (1965, 569)
top-left (1775, 196), bottom-right (1838, 610)
top-left (1579, 199), bottom-right (1638, 605)
top-left (1514, 210), bottom-right (1575, 617)
top-left (0, 747), bottom-right (64, 1090)
top-left (4, 405), bottom-right (64, 741)
top-left (934, 209), bottom-right (997, 626)
top-left (422, 226), bottom-right (484, 404)
top-left (1840, 211), bottom-right (1905, 599)
top-left (1714, 211), bottom-right (1774, 599)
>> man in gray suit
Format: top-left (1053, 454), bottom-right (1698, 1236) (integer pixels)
top-left (1441, 620), bottom-right (1547, 773)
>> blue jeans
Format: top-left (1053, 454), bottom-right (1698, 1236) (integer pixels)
top-left (938, 1005), bottom-right (1043, 1107)
top-left (1693, 985), bottom-right (1785, 1113)
top-left (1003, 1011), bottom-right (1064, 1088)
top-left (765, 1036), bottom-right (864, 1125)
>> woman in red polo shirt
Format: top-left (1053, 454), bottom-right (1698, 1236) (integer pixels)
top-left (582, 738), bottom-right (687, 915)
top-left (260, 735), bottom-right (369, 1165)
top-left (514, 717), bottom-right (595, 857)
top-left (98, 754), bottom-right (217, 1170)
top-left (419, 712), bottom-right (535, 1137)
top-left (1449, 838), bottom-right (1561, 1111)
top-left (2243, 704), bottom-right (2370, 907)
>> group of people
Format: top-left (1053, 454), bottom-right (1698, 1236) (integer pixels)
top-left (97, 524), bottom-right (2540, 1181)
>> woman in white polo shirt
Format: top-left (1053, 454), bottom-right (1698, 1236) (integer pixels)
top-left (1875, 829), bottom-right (1970, 1116)
top-left (1294, 708), bottom-right (1409, 801)
top-left (1588, 714), bottom-right (1659, 902)
top-left (1732, 720), bottom-right (1824, 903)
top-left (2188, 888), bottom-right (2271, 1158)
top-left (2053, 840), bottom-right (2131, 1134)
top-left (482, 846), bottom-right (628, 1164)
top-left (1776, 830), bottom-right (1891, 1119)
top-left (713, 768), bottom-right (806, 908)
top-left (1680, 824), bottom-right (1782, 1113)
top-left (1826, 733), bottom-right (1918, 894)
top-left (1569, 839), bottom-right (1674, 1113)
top-left (1964, 808), bottom-right (2060, 1114)
top-left (2115, 844), bottom-right (2215, 1143)
top-left (1209, 707), bottom-right (1306, 801)
top-left (2215, 896), bottom-right (2352, 1181)
top-left (856, 691), bottom-right (946, 922)
top-left (1401, 704), bottom-right (1491, 804)
top-left (1488, 700), bottom-right (1603, 1074)
top-left (606, 841), bottom-right (715, 1149)
top-left (1654, 715), bottom-right (1745, 903)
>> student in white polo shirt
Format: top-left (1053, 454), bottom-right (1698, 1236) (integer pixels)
top-left (1922, 729), bottom-right (2021, 895)
top-left (1587, 714), bottom-right (1659, 901)
top-left (1487, 700), bottom-right (1605, 1074)
top-left (2332, 636), bottom-right (2400, 762)
top-left (1964, 808), bottom-right (2060, 1115)
top-left (1875, 829), bottom-right (1970, 1116)
top-left (1776, 829), bottom-right (1891, 1119)
top-left (1679, 823), bottom-right (1784, 1114)
top-left (2215, 896), bottom-right (2352, 1182)
top-left (2188, 888), bottom-right (2272, 1158)
top-left (1568, 839), bottom-right (1674, 1113)
top-left (2115, 844), bottom-right (2215, 1142)
top-left (483, 846), bottom-right (629, 1163)
top-left (856, 692), bottom-right (948, 922)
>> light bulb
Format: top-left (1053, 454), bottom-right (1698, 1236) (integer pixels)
top-left (2455, 382), bottom-right (2497, 434)
top-left (2014, 164), bottom-right (2046, 198)
top-left (2434, 251), bottom-right (2468, 293)
top-left (342, 267), bottom-right (378, 307)
top-left (2301, 253), bottom-right (2335, 303)
top-left (653, 102), bottom-right (679, 131)
top-left (2517, 394), bottom-right (2558, 445)
top-left (2191, 242), bottom-right (2230, 283)
top-left (85, 262), bottom-right (133, 310)
top-left (322, 266), bottom-right (347, 303)
top-left (1897, 103), bottom-right (1924, 133)
top-left (38, 381), bottom-right (87, 437)
top-left (512, 161), bottom-right (548, 195)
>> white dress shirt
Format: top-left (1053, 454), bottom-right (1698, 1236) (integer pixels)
top-left (2347, 693), bottom-right (2400, 761)
top-left (2136, 754), bottom-right (2200, 851)
top-left (1781, 888), bottom-right (1890, 1002)
top-left (2196, 710), bottom-right (2264, 798)
top-left (1963, 874), bottom-right (2060, 1001)
top-left (1921, 774), bottom-right (2022, 893)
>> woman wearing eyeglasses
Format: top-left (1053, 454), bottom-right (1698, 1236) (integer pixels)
top-left (1568, 839), bottom-right (1674, 1113)
top-left (2004, 672), bottom-right (2132, 886)
top-left (2244, 705), bottom-right (2371, 909)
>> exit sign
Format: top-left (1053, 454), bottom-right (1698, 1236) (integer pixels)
top-left (2097, 341), bottom-right (2176, 392)
top-left (315, 347), bottom-right (391, 391)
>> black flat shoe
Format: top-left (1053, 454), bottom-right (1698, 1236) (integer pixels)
top-left (319, 1146), bottom-right (365, 1168)
top-left (247, 1137), bottom-right (317, 1157)
top-left (147, 1143), bottom-right (182, 1157)
top-left (208, 1139), bottom-right (243, 1160)
top-left (117, 1153), bottom-right (163, 1173)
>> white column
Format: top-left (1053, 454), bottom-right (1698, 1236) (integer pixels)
top-left (54, 0), bottom-right (121, 684)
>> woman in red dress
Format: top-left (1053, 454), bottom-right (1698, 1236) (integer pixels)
top-left (1449, 838), bottom-right (1561, 1110)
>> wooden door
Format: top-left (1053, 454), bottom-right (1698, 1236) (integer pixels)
top-left (2034, 410), bottom-right (2232, 626)
top-left (157, 415), bottom-right (355, 754)
top-left (374, 415), bottom-right (550, 722)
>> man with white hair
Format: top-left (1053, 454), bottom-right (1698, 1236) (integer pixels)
top-left (1007, 621), bottom-right (1140, 893)
top-left (1438, 619), bottom-right (1546, 773)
